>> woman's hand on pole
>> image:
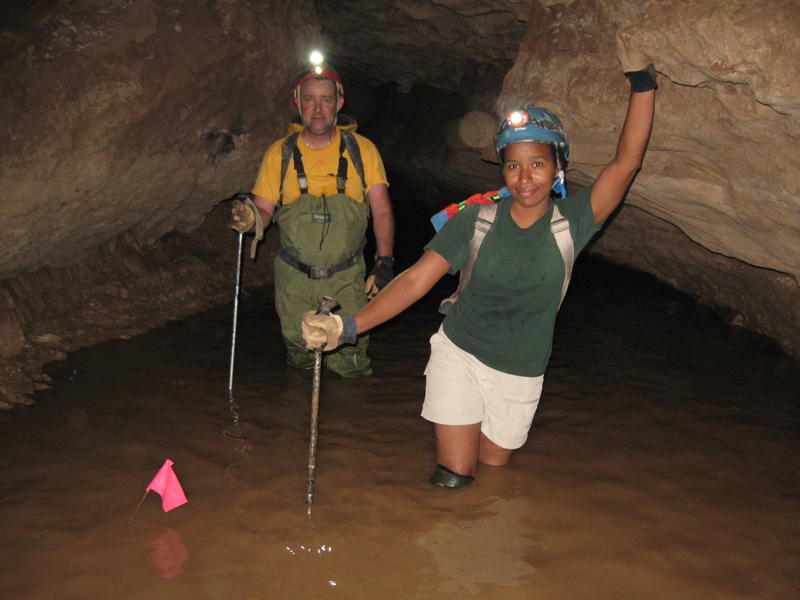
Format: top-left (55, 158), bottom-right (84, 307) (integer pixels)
top-left (301, 250), bottom-right (451, 351)
top-left (301, 313), bottom-right (345, 351)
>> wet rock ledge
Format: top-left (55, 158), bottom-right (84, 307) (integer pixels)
top-left (0, 203), bottom-right (277, 409)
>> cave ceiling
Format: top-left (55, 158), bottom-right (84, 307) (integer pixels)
top-left (316, 0), bottom-right (532, 91)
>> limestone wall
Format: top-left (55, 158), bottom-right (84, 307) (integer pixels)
top-left (1, 0), bottom-right (798, 406)
top-left (496, 0), bottom-right (799, 355)
top-left (1, 0), bottom-right (318, 279)
top-left (0, 0), bottom-right (317, 406)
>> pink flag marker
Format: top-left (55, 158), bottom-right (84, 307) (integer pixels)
top-left (146, 459), bottom-right (188, 512)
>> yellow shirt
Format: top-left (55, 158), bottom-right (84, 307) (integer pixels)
top-left (251, 124), bottom-right (388, 205)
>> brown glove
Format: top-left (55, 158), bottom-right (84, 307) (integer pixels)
top-left (364, 275), bottom-right (379, 301)
top-left (230, 199), bottom-right (256, 233)
top-left (301, 312), bottom-right (344, 351)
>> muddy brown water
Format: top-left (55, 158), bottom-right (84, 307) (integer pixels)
top-left (1, 257), bottom-right (798, 599)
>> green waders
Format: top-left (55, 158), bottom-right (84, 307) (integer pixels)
top-left (274, 192), bottom-right (372, 377)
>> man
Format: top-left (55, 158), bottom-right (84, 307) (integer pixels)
top-left (231, 61), bottom-right (394, 377)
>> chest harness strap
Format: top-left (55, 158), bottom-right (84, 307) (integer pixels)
top-left (438, 202), bottom-right (575, 314)
top-left (278, 130), bottom-right (367, 207)
top-left (550, 204), bottom-right (574, 309)
top-left (277, 130), bottom-right (369, 279)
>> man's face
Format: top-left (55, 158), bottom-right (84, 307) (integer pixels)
top-left (297, 78), bottom-right (343, 137)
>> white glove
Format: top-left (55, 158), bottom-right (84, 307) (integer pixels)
top-left (301, 312), bottom-right (344, 351)
top-left (616, 24), bottom-right (651, 73)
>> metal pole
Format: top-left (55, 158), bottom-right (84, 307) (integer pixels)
top-left (227, 231), bottom-right (244, 393)
top-left (306, 348), bottom-right (323, 506)
top-left (306, 296), bottom-right (339, 507)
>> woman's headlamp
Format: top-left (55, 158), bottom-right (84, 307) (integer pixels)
top-left (504, 109), bottom-right (530, 129)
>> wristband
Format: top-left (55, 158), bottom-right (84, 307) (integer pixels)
top-left (624, 63), bottom-right (658, 93)
top-left (340, 315), bottom-right (358, 345)
top-left (375, 255), bottom-right (395, 267)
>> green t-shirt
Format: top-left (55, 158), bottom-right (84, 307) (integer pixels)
top-left (425, 186), bottom-right (601, 376)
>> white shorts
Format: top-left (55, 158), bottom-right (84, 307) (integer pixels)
top-left (421, 327), bottom-right (544, 450)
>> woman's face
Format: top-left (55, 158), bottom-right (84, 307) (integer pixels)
top-left (502, 141), bottom-right (557, 214)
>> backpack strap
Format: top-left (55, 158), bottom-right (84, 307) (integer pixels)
top-left (278, 132), bottom-right (301, 208)
top-left (438, 203), bottom-right (498, 315)
top-left (437, 201), bottom-right (576, 316)
top-left (336, 134), bottom-right (348, 194)
top-left (340, 129), bottom-right (367, 197)
top-left (292, 144), bottom-right (309, 194)
top-left (279, 129), bottom-right (367, 204)
top-left (550, 203), bottom-right (575, 309)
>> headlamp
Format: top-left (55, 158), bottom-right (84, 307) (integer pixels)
top-left (309, 50), bottom-right (324, 66)
top-left (292, 53), bottom-right (344, 103)
top-left (506, 110), bottom-right (529, 128)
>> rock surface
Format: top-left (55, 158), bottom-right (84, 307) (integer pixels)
top-left (317, 0), bottom-right (531, 91)
top-left (322, 0), bottom-right (800, 358)
top-left (0, 0), bottom-right (317, 405)
top-left (499, 0), bottom-right (799, 281)
top-left (494, 0), bottom-right (800, 356)
top-left (0, 0), bottom-right (318, 279)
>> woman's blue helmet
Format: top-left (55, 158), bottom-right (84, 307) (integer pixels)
top-left (495, 104), bottom-right (570, 197)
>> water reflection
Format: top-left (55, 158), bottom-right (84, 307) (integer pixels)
top-left (284, 543), bottom-right (335, 556)
top-left (416, 497), bottom-right (541, 595)
top-left (223, 392), bottom-right (251, 478)
top-left (145, 528), bottom-right (189, 579)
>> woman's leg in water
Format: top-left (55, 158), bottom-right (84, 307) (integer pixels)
top-left (431, 426), bottom-right (513, 488)
top-left (434, 423), bottom-right (481, 476)
top-left (478, 432), bottom-right (513, 466)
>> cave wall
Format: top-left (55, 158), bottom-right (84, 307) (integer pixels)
top-left (0, 0), bottom-right (319, 279)
top-left (500, 0), bottom-right (800, 357)
top-left (498, 0), bottom-right (799, 278)
top-left (0, 0), bottom-right (315, 406)
top-left (323, 0), bottom-right (800, 359)
top-left (1, 0), bottom-right (798, 406)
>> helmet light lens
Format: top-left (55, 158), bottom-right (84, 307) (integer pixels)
top-left (309, 50), bottom-right (324, 66)
top-left (506, 110), bottom-right (529, 128)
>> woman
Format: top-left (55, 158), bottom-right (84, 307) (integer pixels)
top-left (302, 35), bottom-right (657, 488)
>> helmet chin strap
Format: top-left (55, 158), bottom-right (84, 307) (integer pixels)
top-left (550, 150), bottom-right (567, 199)
top-left (552, 170), bottom-right (567, 199)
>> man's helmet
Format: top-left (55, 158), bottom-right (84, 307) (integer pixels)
top-left (292, 64), bottom-right (344, 105)
top-left (496, 105), bottom-right (569, 197)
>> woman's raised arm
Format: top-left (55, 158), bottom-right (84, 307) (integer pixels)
top-left (590, 28), bottom-right (657, 224)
